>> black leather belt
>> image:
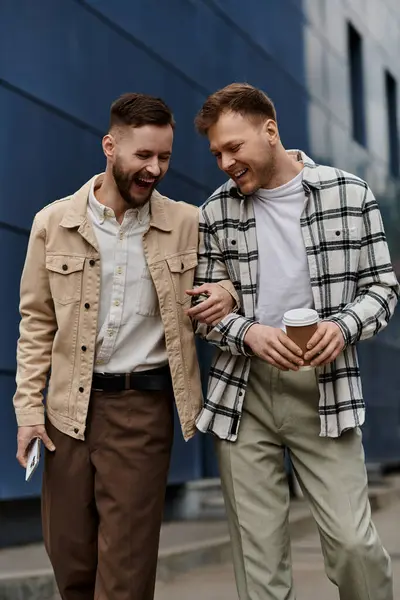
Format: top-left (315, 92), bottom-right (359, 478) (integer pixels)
top-left (91, 365), bottom-right (172, 393)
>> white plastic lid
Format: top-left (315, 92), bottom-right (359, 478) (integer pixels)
top-left (282, 308), bottom-right (319, 327)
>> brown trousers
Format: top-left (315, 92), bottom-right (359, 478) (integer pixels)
top-left (42, 388), bottom-right (174, 600)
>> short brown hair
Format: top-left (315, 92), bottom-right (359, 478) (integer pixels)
top-left (195, 83), bottom-right (276, 135)
top-left (109, 93), bottom-right (175, 131)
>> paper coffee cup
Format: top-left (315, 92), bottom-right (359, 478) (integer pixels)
top-left (282, 308), bottom-right (319, 370)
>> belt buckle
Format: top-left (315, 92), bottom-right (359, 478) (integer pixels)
top-left (124, 373), bottom-right (130, 391)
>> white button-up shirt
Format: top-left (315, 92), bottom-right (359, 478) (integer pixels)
top-left (87, 178), bottom-right (167, 373)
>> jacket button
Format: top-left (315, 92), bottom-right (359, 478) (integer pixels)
top-left (62, 264), bottom-right (68, 271)
top-left (84, 303), bottom-right (90, 309)
top-left (231, 240), bottom-right (237, 245)
top-left (74, 428), bottom-right (79, 434)
top-left (79, 386), bottom-right (84, 393)
top-left (335, 231), bottom-right (341, 236)
top-left (89, 259), bottom-right (95, 266)
top-left (81, 345), bottom-right (87, 352)
top-left (181, 262), bottom-right (184, 270)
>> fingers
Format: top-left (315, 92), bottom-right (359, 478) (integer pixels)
top-left (260, 341), bottom-right (302, 371)
top-left (275, 335), bottom-right (303, 367)
top-left (16, 427), bottom-right (55, 469)
top-left (251, 327), bottom-right (304, 371)
top-left (193, 305), bottom-right (225, 324)
top-left (304, 330), bottom-right (331, 361)
top-left (310, 340), bottom-right (341, 366)
top-left (40, 432), bottom-right (56, 452)
top-left (278, 332), bottom-right (303, 358)
top-left (185, 284), bottom-right (209, 297)
top-left (187, 295), bottom-right (233, 322)
top-left (16, 442), bottom-right (30, 468)
top-left (268, 358), bottom-right (289, 371)
top-left (186, 296), bottom-right (214, 318)
top-left (306, 325), bottom-right (326, 351)
top-left (268, 348), bottom-right (300, 370)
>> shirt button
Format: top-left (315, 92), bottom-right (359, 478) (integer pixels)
top-left (116, 267), bottom-right (122, 275)
top-left (62, 264), bottom-right (68, 271)
top-left (119, 232), bottom-right (124, 240)
top-left (84, 303), bottom-right (90, 309)
top-left (89, 259), bottom-right (95, 266)
top-left (81, 345), bottom-right (87, 352)
top-left (181, 262), bottom-right (184, 270)
top-left (108, 329), bottom-right (114, 337)
top-left (114, 300), bottom-right (120, 307)
top-left (79, 387), bottom-right (84, 393)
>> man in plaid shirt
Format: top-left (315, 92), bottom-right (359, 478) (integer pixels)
top-left (188, 83), bottom-right (398, 600)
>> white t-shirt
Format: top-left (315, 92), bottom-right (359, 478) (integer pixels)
top-left (253, 169), bottom-right (314, 329)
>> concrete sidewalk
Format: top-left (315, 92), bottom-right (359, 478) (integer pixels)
top-left (155, 492), bottom-right (400, 599)
top-left (0, 476), bottom-right (399, 600)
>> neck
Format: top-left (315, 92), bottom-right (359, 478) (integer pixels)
top-left (94, 168), bottom-right (130, 224)
top-left (262, 146), bottom-right (303, 190)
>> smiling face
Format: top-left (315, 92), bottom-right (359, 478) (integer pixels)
top-left (208, 111), bottom-right (279, 195)
top-left (104, 124), bottom-right (173, 208)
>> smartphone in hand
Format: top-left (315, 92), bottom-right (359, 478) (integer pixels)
top-left (25, 438), bottom-right (41, 482)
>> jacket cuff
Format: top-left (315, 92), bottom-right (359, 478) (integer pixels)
top-left (216, 280), bottom-right (241, 312)
top-left (15, 408), bottom-right (45, 427)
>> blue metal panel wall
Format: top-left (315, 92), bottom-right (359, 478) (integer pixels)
top-left (0, 0), bottom-right (308, 499)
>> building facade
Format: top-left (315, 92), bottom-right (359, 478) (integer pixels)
top-left (303, 0), bottom-right (400, 463)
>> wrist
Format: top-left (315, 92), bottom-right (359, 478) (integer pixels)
top-left (244, 323), bottom-right (260, 348)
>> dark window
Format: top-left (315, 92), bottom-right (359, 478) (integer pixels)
top-left (348, 23), bottom-right (367, 147)
top-left (385, 71), bottom-right (399, 177)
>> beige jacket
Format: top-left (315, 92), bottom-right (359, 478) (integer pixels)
top-left (13, 175), bottom-right (234, 441)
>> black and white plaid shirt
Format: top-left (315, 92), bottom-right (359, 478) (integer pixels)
top-left (195, 151), bottom-right (399, 441)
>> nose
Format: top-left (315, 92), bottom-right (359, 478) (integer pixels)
top-left (146, 158), bottom-right (161, 178)
top-left (221, 154), bottom-right (235, 171)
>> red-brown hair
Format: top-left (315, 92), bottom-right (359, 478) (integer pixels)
top-left (195, 83), bottom-right (276, 135)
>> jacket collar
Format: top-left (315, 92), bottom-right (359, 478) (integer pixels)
top-left (148, 189), bottom-right (173, 232)
top-left (60, 176), bottom-right (96, 229)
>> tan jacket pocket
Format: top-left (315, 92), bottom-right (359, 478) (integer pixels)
top-left (46, 255), bottom-right (85, 305)
top-left (166, 251), bottom-right (198, 305)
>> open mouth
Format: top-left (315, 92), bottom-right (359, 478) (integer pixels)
top-left (234, 168), bottom-right (248, 181)
top-left (133, 175), bottom-right (156, 189)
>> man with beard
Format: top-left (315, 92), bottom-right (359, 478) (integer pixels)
top-left (188, 83), bottom-right (398, 600)
top-left (13, 93), bottom-right (236, 600)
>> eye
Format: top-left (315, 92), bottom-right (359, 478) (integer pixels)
top-left (213, 152), bottom-right (222, 159)
top-left (231, 144), bottom-right (241, 152)
top-left (136, 153), bottom-right (150, 160)
top-left (159, 155), bottom-right (171, 162)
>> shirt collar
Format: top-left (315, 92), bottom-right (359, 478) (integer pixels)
top-left (287, 149), bottom-right (322, 189)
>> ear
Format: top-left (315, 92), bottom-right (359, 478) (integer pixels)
top-left (102, 134), bottom-right (115, 160)
top-left (263, 119), bottom-right (279, 145)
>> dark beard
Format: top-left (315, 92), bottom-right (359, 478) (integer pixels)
top-left (112, 163), bottom-right (156, 208)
